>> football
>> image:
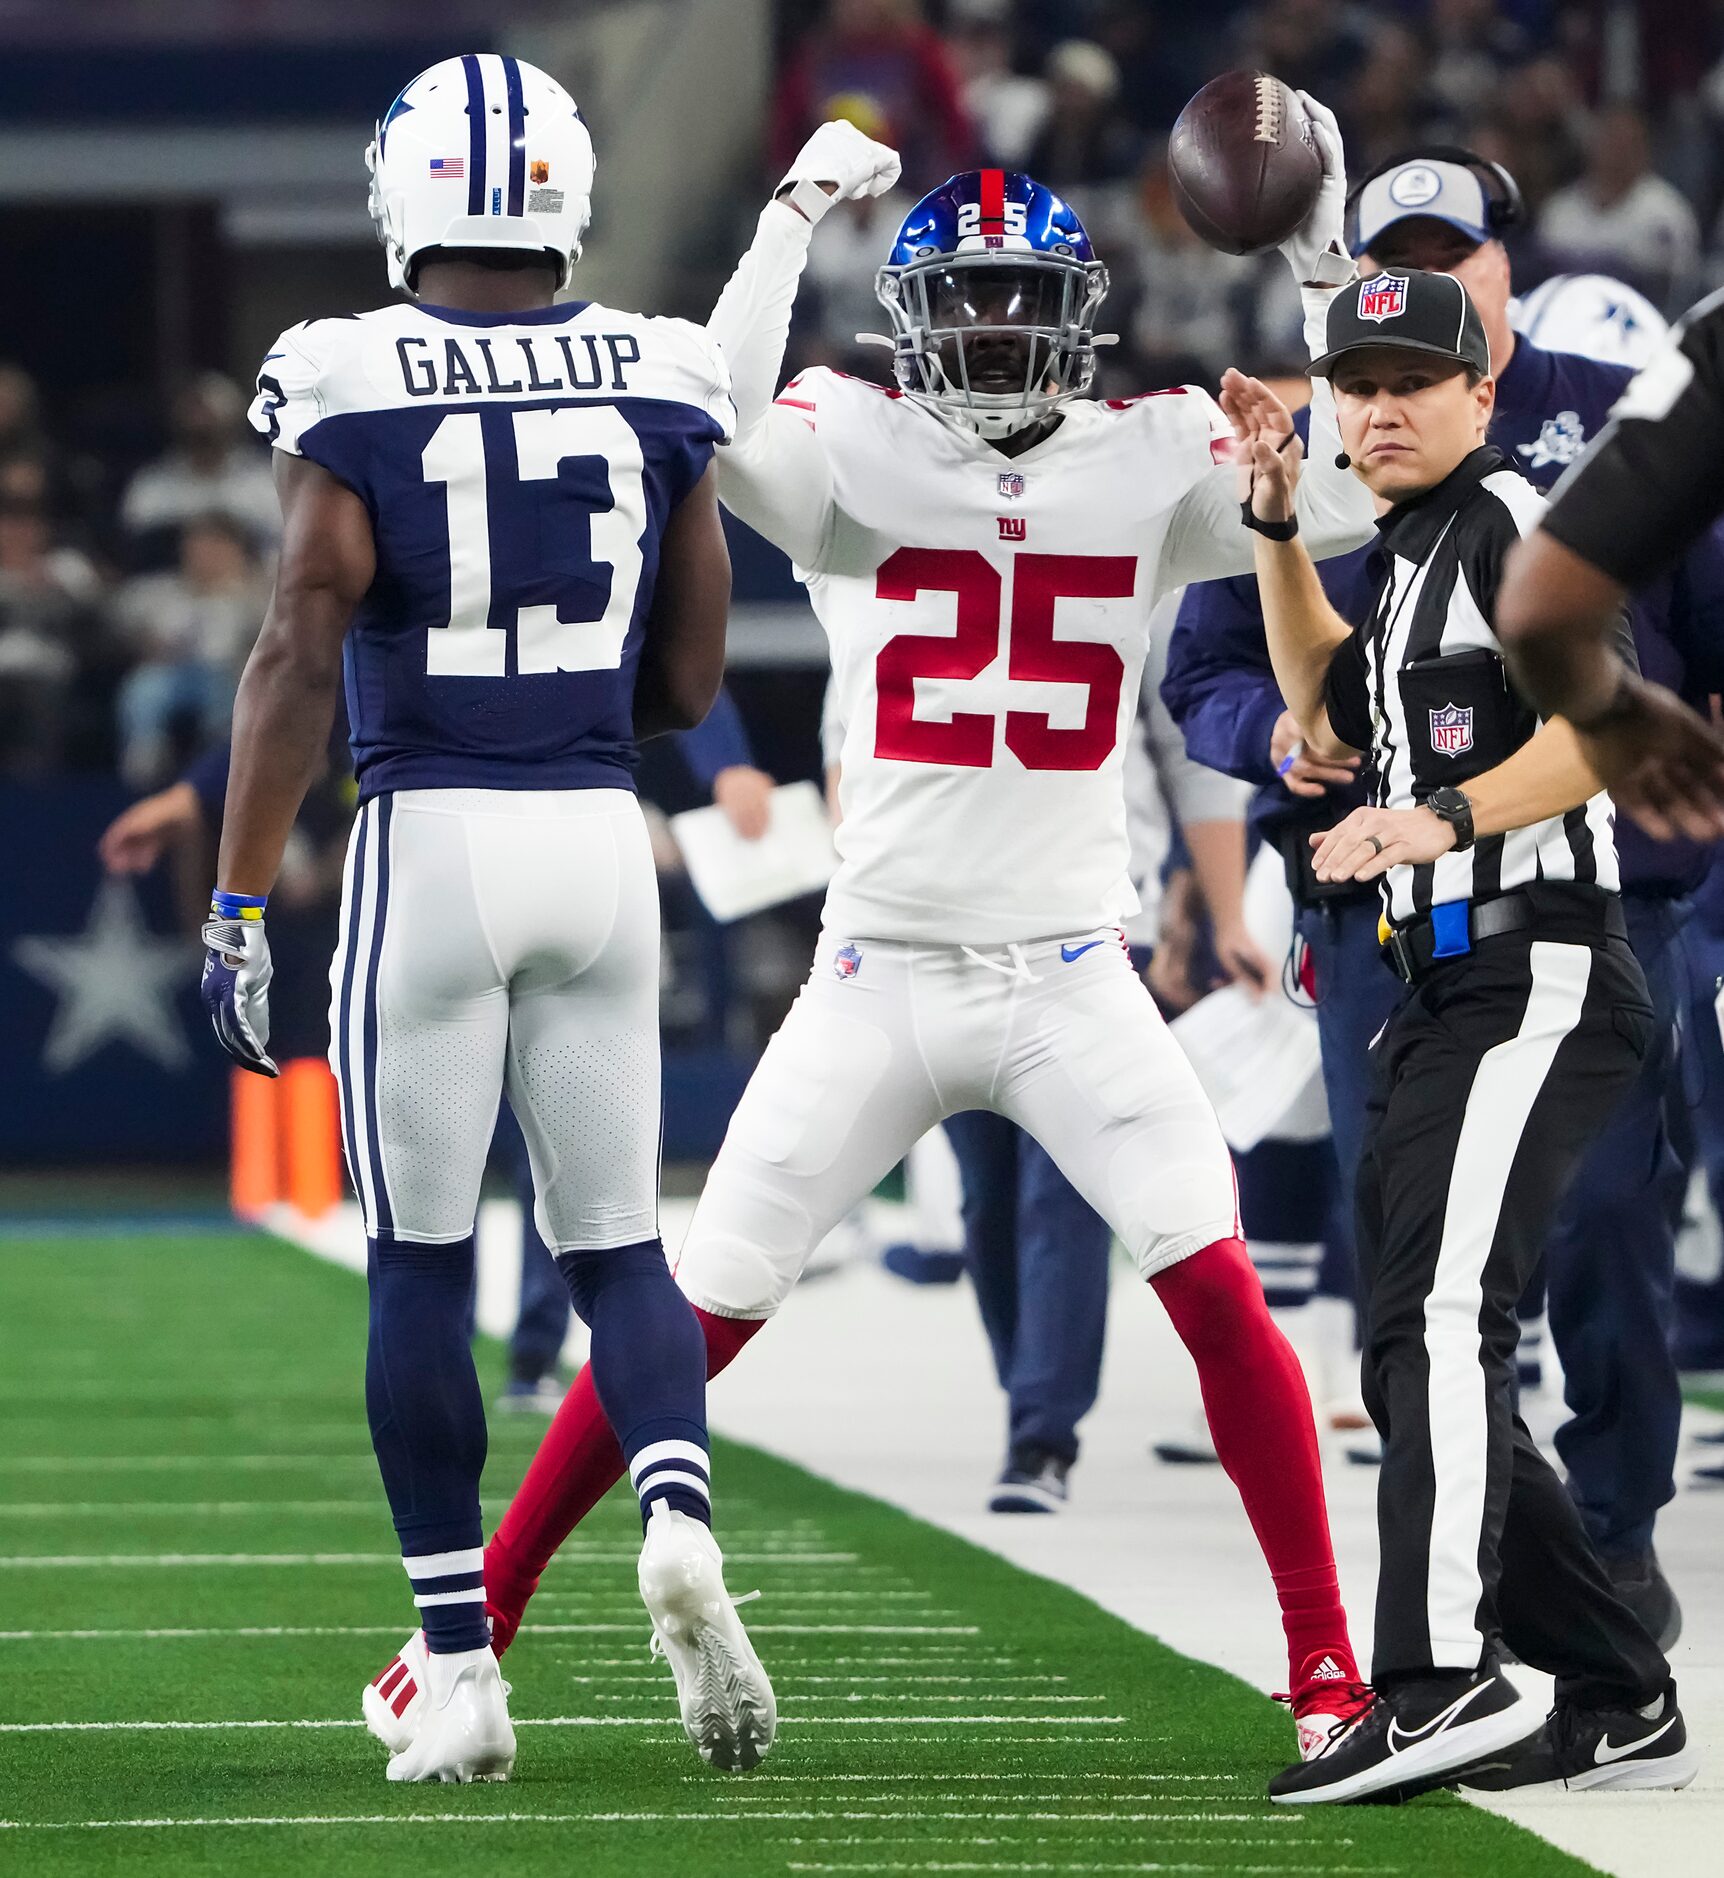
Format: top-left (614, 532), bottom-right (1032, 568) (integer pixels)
top-left (1168, 70), bottom-right (1324, 256)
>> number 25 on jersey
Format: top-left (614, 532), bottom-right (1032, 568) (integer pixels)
top-left (874, 547), bottom-right (1136, 772)
top-left (421, 404), bottom-right (646, 678)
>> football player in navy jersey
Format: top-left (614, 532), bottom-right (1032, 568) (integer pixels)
top-left (199, 55), bottom-right (775, 1782)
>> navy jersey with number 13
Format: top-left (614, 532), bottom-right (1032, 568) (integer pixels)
top-left (248, 301), bottom-right (734, 799)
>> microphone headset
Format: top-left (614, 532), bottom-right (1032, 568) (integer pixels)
top-left (1330, 147), bottom-right (1524, 470)
top-left (1342, 145), bottom-right (1525, 256)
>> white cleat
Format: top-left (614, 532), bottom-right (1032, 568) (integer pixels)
top-left (383, 1643), bottom-right (515, 1784)
top-left (638, 1501), bottom-right (777, 1771)
top-left (363, 1628), bottom-right (429, 1754)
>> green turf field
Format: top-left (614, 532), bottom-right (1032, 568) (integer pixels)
top-left (0, 1230), bottom-right (1594, 1877)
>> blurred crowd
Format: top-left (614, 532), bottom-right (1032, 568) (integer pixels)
top-left (781, 0), bottom-right (1724, 386)
top-left (12, 0), bottom-right (1724, 791)
top-left (0, 367), bottom-right (275, 785)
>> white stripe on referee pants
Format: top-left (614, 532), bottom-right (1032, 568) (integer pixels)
top-left (1422, 939), bottom-right (1592, 1667)
top-left (628, 1441), bottom-right (709, 1487)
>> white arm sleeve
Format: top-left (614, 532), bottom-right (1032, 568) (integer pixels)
top-left (1157, 286), bottom-right (1376, 592)
top-left (707, 201), bottom-right (838, 570)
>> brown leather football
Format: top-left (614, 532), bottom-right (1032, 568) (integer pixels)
top-left (1168, 71), bottom-right (1324, 256)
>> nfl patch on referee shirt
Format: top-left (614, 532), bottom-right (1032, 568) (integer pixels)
top-left (1430, 702), bottom-right (1473, 757)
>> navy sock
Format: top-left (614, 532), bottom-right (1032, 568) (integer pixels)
top-left (366, 1237), bottom-right (490, 1654)
top-left (557, 1240), bottom-right (711, 1532)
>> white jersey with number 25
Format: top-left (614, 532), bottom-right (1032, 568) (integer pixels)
top-left (710, 203), bottom-right (1373, 947)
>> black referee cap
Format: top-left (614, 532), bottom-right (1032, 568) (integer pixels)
top-left (1309, 268), bottom-right (1491, 380)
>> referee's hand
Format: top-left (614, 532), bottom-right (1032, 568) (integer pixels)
top-left (1310, 805), bottom-right (1454, 883)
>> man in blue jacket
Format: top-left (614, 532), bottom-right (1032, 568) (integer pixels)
top-left (1163, 150), bottom-right (1724, 1645)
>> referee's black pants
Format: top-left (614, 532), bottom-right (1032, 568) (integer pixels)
top-left (1356, 916), bottom-right (1670, 1710)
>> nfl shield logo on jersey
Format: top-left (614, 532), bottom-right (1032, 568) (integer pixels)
top-left (834, 943), bottom-right (863, 980)
top-left (997, 471), bottom-right (1025, 500)
top-left (1430, 702), bottom-right (1473, 757)
top-left (1357, 273), bottom-right (1408, 323)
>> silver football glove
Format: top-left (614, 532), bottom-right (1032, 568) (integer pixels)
top-left (200, 915), bottom-right (278, 1078)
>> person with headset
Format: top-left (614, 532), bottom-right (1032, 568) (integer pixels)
top-left (1163, 147), bottom-right (1724, 1645)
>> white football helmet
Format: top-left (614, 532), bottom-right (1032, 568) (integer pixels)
top-left (366, 54), bottom-right (595, 294)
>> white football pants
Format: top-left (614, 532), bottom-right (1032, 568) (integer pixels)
top-left (677, 928), bottom-right (1239, 1319)
top-left (328, 787), bottom-right (660, 1251)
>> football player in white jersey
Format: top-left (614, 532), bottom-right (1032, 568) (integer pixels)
top-left (375, 113), bottom-right (1382, 1760)
top-left (202, 57), bottom-right (775, 1781)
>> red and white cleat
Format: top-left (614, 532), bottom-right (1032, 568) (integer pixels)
top-left (1282, 1646), bottom-right (1374, 1762)
top-left (363, 1629), bottom-right (428, 1754)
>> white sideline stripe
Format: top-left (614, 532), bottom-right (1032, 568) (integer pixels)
top-left (0, 1551), bottom-right (857, 1569)
top-left (628, 1439), bottom-right (710, 1485)
top-left (777, 1696), bottom-right (1108, 1706)
top-left (698, 1774), bottom-right (1229, 1783)
top-left (0, 1622), bottom-right (979, 1640)
top-left (0, 1715), bottom-right (1127, 1734)
top-left (403, 1547), bottom-right (484, 1579)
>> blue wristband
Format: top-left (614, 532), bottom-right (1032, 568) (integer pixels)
top-left (210, 890), bottom-right (268, 922)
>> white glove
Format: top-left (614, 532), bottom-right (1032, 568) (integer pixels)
top-left (775, 120), bottom-right (902, 227)
top-left (1279, 91), bottom-right (1355, 289)
top-left (201, 915), bottom-right (278, 1078)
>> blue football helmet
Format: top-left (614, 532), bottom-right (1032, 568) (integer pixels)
top-left (874, 169), bottom-right (1110, 438)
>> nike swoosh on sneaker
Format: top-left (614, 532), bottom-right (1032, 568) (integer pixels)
top-left (1594, 1714), bottom-right (1676, 1764)
top-left (1385, 1681), bottom-right (1491, 1755)
top-left (1060, 941), bottom-right (1103, 962)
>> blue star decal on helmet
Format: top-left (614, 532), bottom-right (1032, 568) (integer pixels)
top-left (380, 87), bottom-right (415, 156)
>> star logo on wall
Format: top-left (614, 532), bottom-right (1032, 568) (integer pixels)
top-left (13, 878), bottom-right (195, 1074)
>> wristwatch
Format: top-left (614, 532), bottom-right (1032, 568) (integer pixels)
top-left (1426, 786), bottom-right (1475, 852)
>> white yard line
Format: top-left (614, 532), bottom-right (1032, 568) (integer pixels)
top-left (0, 1816), bottom-right (1312, 1838)
top-left (0, 1550), bottom-right (856, 1568)
top-left (0, 1621), bottom-right (978, 1641)
top-left (0, 1714), bottom-right (1126, 1734)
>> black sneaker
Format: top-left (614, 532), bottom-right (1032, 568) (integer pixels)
top-left (1460, 1680), bottom-right (1698, 1793)
top-left (988, 1447), bottom-right (1070, 1514)
top-left (1269, 1668), bottom-right (1534, 1805)
top-left (1603, 1549), bottom-right (1682, 1651)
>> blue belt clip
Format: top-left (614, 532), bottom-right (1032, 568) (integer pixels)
top-left (1429, 900), bottom-right (1472, 960)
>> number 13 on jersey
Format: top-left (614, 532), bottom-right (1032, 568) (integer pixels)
top-left (421, 404), bottom-right (647, 678)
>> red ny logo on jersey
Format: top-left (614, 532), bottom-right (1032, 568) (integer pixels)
top-left (998, 517), bottom-right (1027, 541)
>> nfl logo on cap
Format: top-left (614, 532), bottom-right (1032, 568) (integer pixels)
top-left (1358, 272), bottom-right (1408, 324)
top-left (834, 943), bottom-right (863, 980)
top-left (1430, 702), bottom-right (1473, 757)
top-left (997, 471), bottom-right (1025, 500)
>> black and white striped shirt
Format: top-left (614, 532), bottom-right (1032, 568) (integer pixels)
top-left (1323, 445), bottom-right (1619, 928)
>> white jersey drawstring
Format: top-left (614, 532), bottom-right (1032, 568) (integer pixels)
top-left (960, 942), bottom-right (1042, 985)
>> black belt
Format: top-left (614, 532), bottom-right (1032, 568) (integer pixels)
top-left (1380, 886), bottom-right (1627, 985)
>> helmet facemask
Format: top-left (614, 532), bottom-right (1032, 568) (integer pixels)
top-left (876, 250), bottom-right (1109, 439)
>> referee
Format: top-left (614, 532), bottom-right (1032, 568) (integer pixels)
top-left (1226, 269), bottom-right (1695, 1804)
